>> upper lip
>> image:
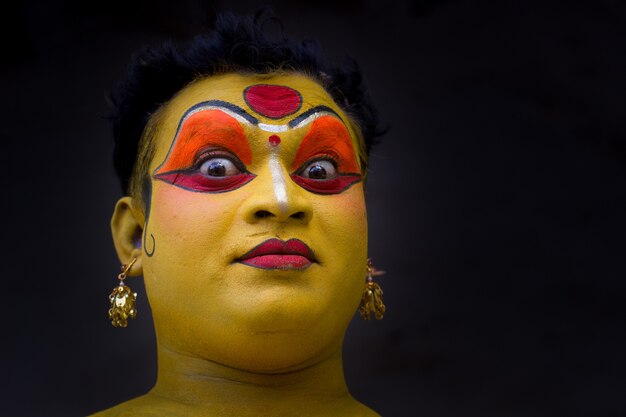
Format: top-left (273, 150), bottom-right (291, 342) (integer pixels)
top-left (237, 238), bottom-right (317, 262)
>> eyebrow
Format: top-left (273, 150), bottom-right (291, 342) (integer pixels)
top-left (288, 105), bottom-right (343, 128)
top-left (182, 100), bottom-right (259, 126)
top-left (179, 101), bottom-right (346, 133)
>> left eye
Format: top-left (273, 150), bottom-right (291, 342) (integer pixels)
top-left (301, 160), bottom-right (337, 180)
top-left (199, 157), bottom-right (241, 177)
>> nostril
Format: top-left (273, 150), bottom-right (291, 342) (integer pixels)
top-left (290, 211), bottom-right (306, 220)
top-left (255, 210), bottom-right (275, 219)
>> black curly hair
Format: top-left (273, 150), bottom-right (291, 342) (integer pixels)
top-left (110, 11), bottom-right (384, 199)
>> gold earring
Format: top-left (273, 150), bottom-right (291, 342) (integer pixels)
top-left (108, 258), bottom-right (138, 327)
top-left (359, 258), bottom-right (386, 320)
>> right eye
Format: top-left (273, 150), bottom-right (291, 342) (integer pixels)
top-left (154, 150), bottom-right (255, 193)
top-left (199, 157), bottom-right (242, 177)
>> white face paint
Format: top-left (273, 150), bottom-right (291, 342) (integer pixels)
top-left (258, 123), bottom-right (289, 133)
top-left (288, 110), bottom-right (336, 129)
top-left (268, 143), bottom-right (288, 213)
top-left (258, 110), bottom-right (336, 132)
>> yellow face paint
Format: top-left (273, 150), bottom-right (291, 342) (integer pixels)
top-left (143, 73), bottom-right (368, 372)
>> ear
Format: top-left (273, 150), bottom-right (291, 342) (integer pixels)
top-left (111, 196), bottom-right (145, 277)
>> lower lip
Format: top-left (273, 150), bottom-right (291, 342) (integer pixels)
top-left (240, 254), bottom-right (312, 270)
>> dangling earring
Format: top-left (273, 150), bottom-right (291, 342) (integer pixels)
top-left (108, 258), bottom-right (138, 327)
top-left (359, 258), bottom-right (386, 320)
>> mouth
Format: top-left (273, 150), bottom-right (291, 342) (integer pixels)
top-left (237, 238), bottom-right (317, 270)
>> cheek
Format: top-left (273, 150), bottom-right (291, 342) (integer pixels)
top-left (311, 186), bottom-right (368, 324)
top-left (312, 185), bottom-right (368, 283)
top-left (144, 182), bottom-right (245, 329)
top-left (314, 187), bottom-right (367, 237)
top-left (148, 183), bottom-right (236, 256)
top-left (153, 185), bottom-right (222, 230)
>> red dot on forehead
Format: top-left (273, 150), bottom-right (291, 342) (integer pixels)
top-left (244, 84), bottom-right (302, 119)
top-left (268, 135), bottom-right (281, 146)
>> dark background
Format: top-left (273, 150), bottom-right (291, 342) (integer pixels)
top-left (2, 0), bottom-right (626, 416)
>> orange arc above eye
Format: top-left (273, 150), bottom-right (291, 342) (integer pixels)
top-left (155, 110), bottom-right (252, 174)
top-left (290, 116), bottom-right (360, 173)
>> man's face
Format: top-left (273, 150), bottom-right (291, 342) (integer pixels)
top-left (142, 73), bottom-right (367, 371)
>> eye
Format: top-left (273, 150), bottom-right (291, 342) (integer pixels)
top-left (301, 159), bottom-right (337, 180)
top-left (199, 157), bottom-right (241, 177)
top-left (154, 149), bottom-right (255, 193)
top-left (291, 157), bottom-right (362, 195)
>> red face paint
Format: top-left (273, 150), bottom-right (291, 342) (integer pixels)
top-left (291, 174), bottom-right (362, 194)
top-left (154, 170), bottom-right (254, 193)
top-left (290, 116), bottom-right (362, 194)
top-left (244, 84), bottom-right (302, 119)
top-left (154, 110), bottom-right (255, 193)
top-left (268, 135), bottom-right (281, 146)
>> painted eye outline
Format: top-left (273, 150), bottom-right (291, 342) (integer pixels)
top-left (290, 154), bottom-right (362, 195)
top-left (154, 146), bottom-right (256, 193)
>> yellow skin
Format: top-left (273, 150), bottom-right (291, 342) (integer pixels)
top-left (98, 73), bottom-right (378, 416)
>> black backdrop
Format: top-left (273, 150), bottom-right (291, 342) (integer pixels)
top-left (2, 0), bottom-right (626, 416)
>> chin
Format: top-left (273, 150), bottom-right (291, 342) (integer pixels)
top-left (222, 324), bottom-right (345, 373)
top-left (189, 298), bottom-right (349, 373)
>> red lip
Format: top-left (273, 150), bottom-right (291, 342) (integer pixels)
top-left (237, 238), bottom-right (316, 270)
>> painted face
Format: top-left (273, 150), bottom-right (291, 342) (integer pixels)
top-left (142, 73), bottom-right (368, 371)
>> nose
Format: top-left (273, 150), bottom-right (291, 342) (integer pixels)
top-left (241, 163), bottom-right (313, 224)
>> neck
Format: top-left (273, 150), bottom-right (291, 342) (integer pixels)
top-left (149, 343), bottom-right (352, 415)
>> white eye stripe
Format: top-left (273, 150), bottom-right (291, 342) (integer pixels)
top-left (184, 106), bottom-right (336, 134)
top-left (288, 111), bottom-right (336, 129)
top-left (185, 106), bottom-right (254, 127)
top-left (258, 111), bottom-right (336, 132)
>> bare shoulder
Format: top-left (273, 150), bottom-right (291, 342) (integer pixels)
top-left (326, 396), bottom-right (382, 417)
top-left (351, 401), bottom-right (382, 417)
top-left (89, 393), bottom-right (381, 417)
top-left (89, 395), bottom-right (150, 417)
top-left (89, 394), bottom-right (191, 417)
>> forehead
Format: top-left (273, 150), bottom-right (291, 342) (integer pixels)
top-left (150, 72), bottom-right (355, 166)
top-left (161, 73), bottom-right (341, 126)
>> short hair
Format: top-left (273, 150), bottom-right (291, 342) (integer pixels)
top-left (110, 12), bottom-right (385, 206)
